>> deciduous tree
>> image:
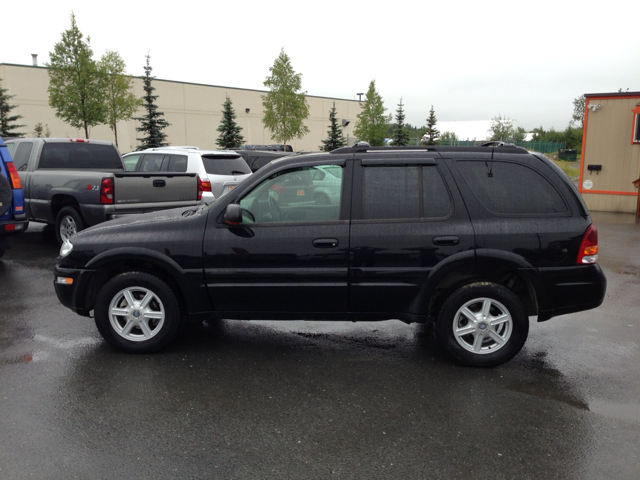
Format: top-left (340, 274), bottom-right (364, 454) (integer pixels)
top-left (135, 54), bottom-right (170, 149)
top-left (47, 13), bottom-right (105, 138)
top-left (319, 102), bottom-right (347, 152)
top-left (33, 123), bottom-right (51, 138)
top-left (98, 50), bottom-right (141, 148)
top-left (572, 95), bottom-right (585, 128)
top-left (262, 49), bottom-right (310, 149)
top-left (353, 80), bottom-right (390, 146)
top-left (440, 131), bottom-right (459, 144)
top-left (216, 96), bottom-right (244, 149)
top-left (487, 114), bottom-right (515, 141)
top-left (0, 80), bottom-right (25, 138)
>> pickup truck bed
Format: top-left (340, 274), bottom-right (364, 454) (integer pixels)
top-left (5, 138), bottom-right (201, 244)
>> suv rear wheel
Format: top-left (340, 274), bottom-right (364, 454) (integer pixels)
top-left (94, 272), bottom-right (183, 353)
top-left (436, 282), bottom-right (529, 367)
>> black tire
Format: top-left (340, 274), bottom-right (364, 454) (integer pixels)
top-left (435, 282), bottom-right (528, 367)
top-left (94, 272), bottom-right (183, 353)
top-left (0, 173), bottom-right (12, 217)
top-left (55, 206), bottom-right (84, 246)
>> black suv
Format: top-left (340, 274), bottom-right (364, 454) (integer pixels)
top-left (53, 144), bottom-right (606, 366)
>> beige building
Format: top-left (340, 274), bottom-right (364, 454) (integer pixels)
top-left (0, 63), bottom-right (361, 153)
top-left (580, 91), bottom-right (640, 213)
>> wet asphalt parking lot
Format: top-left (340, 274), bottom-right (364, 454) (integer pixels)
top-left (1, 213), bottom-right (639, 479)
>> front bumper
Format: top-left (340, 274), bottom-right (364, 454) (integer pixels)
top-left (53, 265), bottom-right (96, 317)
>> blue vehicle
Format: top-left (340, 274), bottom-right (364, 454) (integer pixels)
top-left (0, 138), bottom-right (28, 258)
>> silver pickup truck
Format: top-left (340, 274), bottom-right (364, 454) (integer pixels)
top-left (5, 138), bottom-right (201, 245)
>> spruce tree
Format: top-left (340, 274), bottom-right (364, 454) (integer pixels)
top-left (135, 54), bottom-right (170, 149)
top-left (391, 98), bottom-right (410, 146)
top-left (216, 97), bottom-right (244, 149)
top-left (422, 105), bottom-right (440, 145)
top-left (0, 80), bottom-right (25, 138)
top-left (319, 102), bottom-right (346, 152)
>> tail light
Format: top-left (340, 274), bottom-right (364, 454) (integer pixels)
top-left (70, 138), bottom-right (88, 143)
top-left (100, 178), bottom-right (114, 204)
top-left (198, 176), bottom-right (210, 201)
top-left (577, 224), bottom-right (598, 264)
top-left (5, 161), bottom-right (22, 189)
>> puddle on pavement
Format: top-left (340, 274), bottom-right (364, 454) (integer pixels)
top-left (589, 399), bottom-right (640, 423)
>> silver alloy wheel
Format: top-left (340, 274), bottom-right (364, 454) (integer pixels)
top-left (108, 286), bottom-right (166, 342)
top-left (58, 214), bottom-right (78, 242)
top-left (452, 297), bottom-right (513, 354)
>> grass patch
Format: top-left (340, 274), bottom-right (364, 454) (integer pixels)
top-left (552, 159), bottom-right (580, 180)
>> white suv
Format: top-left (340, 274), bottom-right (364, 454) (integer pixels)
top-left (123, 147), bottom-right (252, 201)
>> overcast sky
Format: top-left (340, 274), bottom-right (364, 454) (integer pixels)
top-left (3, 0), bottom-right (638, 132)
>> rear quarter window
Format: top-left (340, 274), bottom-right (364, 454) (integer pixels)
top-left (456, 160), bottom-right (568, 215)
top-left (39, 143), bottom-right (123, 169)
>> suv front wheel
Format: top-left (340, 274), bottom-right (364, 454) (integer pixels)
top-left (436, 282), bottom-right (529, 367)
top-left (94, 272), bottom-right (183, 353)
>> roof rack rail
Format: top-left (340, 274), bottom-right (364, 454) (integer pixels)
top-left (329, 142), bottom-right (528, 155)
top-left (480, 141), bottom-right (516, 147)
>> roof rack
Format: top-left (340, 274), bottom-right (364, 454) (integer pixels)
top-left (330, 142), bottom-right (528, 154)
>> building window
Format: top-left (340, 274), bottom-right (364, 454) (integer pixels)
top-left (633, 105), bottom-right (640, 144)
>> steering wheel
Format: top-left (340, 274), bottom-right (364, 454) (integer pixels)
top-left (268, 192), bottom-right (281, 221)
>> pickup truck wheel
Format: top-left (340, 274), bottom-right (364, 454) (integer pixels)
top-left (435, 282), bottom-right (529, 367)
top-left (94, 272), bottom-right (182, 353)
top-left (55, 207), bottom-right (84, 246)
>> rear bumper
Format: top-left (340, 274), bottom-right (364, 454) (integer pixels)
top-left (0, 217), bottom-right (29, 237)
top-left (535, 264), bottom-right (607, 321)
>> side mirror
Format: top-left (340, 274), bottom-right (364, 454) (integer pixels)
top-left (224, 203), bottom-right (242, 225)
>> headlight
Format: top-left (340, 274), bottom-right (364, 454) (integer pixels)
top-left (59, 239), bottom-right (74, 258)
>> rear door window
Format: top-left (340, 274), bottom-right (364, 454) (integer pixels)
top-left (165, 155), bottom-right (188, 172)
top-left (362, 165), bottom-right (452, 220)
top-left (137, 154), bottom-right (165, 172)
top-left (456, 160), bottom-right (568, 215)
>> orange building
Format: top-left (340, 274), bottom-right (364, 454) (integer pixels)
top-left (580, 91), bottom-right (640, 214)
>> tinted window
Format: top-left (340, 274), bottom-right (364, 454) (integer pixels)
top-left (166, 155), bottom-right (188, 172)
top-left (457, 160), bottom-right (568, 214)
top-left (364, 166), bottom-right (420, 219)
top-left (362, 165), bottom-right (451, 220)
top-left (202, 155), bottom-right (251, 175)
top-left (5, 143), bottom-right (15, 157)
top-left (423, 166), bottom-right (452, 218)
top-left (138, 154), bottom-right (165, 172)
top-left (13, 142), bottom-right (33, 171)
top-left (39, 143), bottom-right (123, 169)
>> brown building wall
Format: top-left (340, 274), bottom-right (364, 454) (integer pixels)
top-left (580, 93), bottom-right (640, 213)
top-left (0, 63), bottom-right (361, 154)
